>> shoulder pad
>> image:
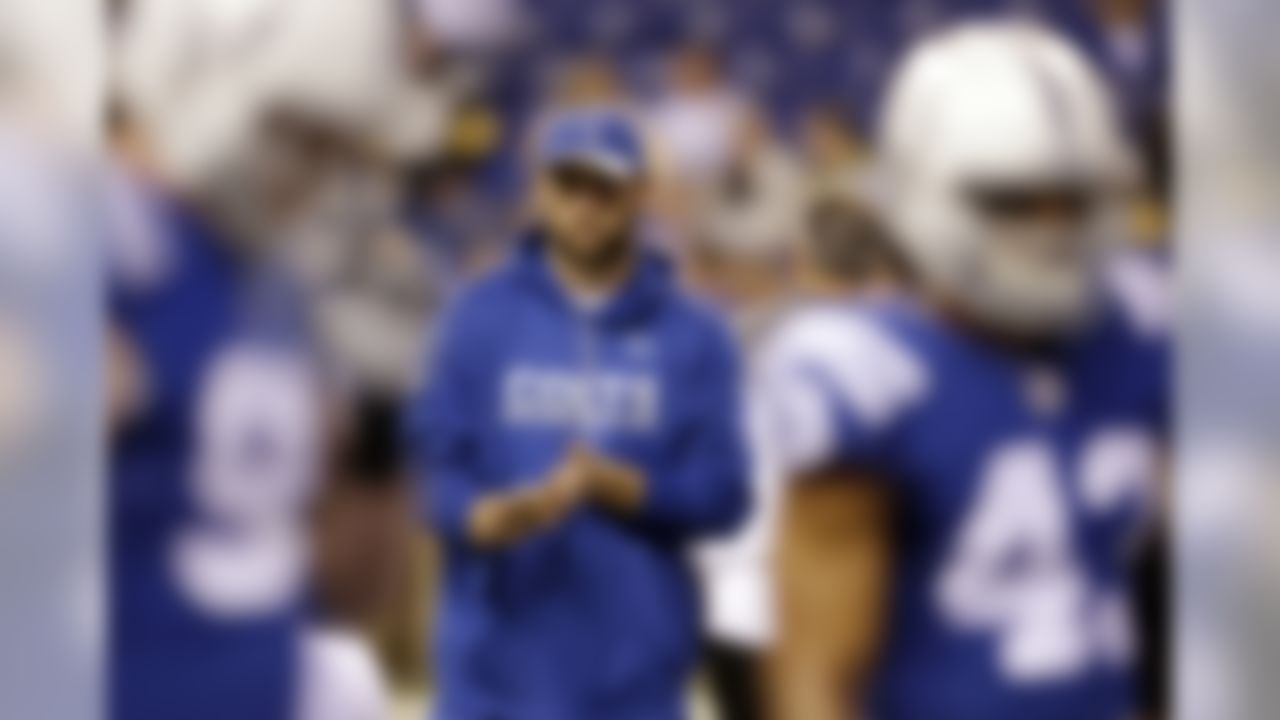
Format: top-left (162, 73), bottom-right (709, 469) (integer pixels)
top-left (755, 304), bottom-right (929, 473)
top-left (1104, 253), bottom-right (1170, 340)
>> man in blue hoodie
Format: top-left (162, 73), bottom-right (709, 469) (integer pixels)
top-left (411, 108), bottom-right (751, 719)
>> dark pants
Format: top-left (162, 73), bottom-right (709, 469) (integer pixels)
top-left (1135, 533), bottom-right (1169, 718)
top-left (704, 640), bottom-right (765, 720)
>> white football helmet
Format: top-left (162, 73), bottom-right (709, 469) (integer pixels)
top-left (117, 0), bottom-right (403, 239)
top-left (874, 21), bottom-right (1134, 337)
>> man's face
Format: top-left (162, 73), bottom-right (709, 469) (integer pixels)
top-left (968, 182), bottom-right (1096, 272)
top-left (952, 180), bottom-right (1105, 335)
top-left (536, 163), bottom-right (642, 268)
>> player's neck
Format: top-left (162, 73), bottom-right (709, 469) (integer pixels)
top-left (924, 295), bottom-right (1071, 360)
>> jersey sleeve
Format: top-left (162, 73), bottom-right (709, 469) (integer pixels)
top-left (752, 305), bottom-right (929, 479)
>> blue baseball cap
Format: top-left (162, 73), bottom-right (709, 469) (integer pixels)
top-left (536, 107), bottom-right (647, 182)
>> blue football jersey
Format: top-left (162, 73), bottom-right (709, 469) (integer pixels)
top-left (758, 257), bottom-right (1168, 720)
top-left (110, 180), bottom-right (322, 720)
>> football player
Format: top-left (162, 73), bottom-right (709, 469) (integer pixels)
top-left (766, 22), bottom-right (1168, 720)
top-left (109, 0), bottom-right (403, 717)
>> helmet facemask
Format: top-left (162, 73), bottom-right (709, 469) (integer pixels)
top-left (935, 179), bottom-right (1119, 337)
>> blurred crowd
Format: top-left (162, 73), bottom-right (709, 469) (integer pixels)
top-left (101, 0), bottom-right (1170, 380)
top-left (362, 0), bottom-right (1170, 283)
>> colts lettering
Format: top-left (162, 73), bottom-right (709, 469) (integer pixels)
top-left (502, 366), bottom-right (659, 434)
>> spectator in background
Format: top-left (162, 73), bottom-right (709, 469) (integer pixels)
top-left (1093, 0), bottom-right (1160, 95)
top-left (802, 194), bottom-right (905, 297)
top-left (1086, 0), bottom-right (1168, 158)
top-left (799, 102), bottom-right (868, 204)
top-left (412, 0), bottom-right (521, 57)
top-left (685, 109), bottom-right (802, 335)
top-left (403, 102), bottom-right (511, 283)
top-left (550, 53), bottom-right (629, 109)
top-left (648, 42), bottom-right (747, 184)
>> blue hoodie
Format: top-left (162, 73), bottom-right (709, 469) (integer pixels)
top-left (409, 233), bottom-right (750, 719)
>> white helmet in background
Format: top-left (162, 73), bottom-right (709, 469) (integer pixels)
top-left (875, 21), bottom-right (1133, 337)
top-left (117, 0), bottom-right (403, 239)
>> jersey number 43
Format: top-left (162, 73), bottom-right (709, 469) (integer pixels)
top-left (937, 428), bottom-right (1157, 684)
